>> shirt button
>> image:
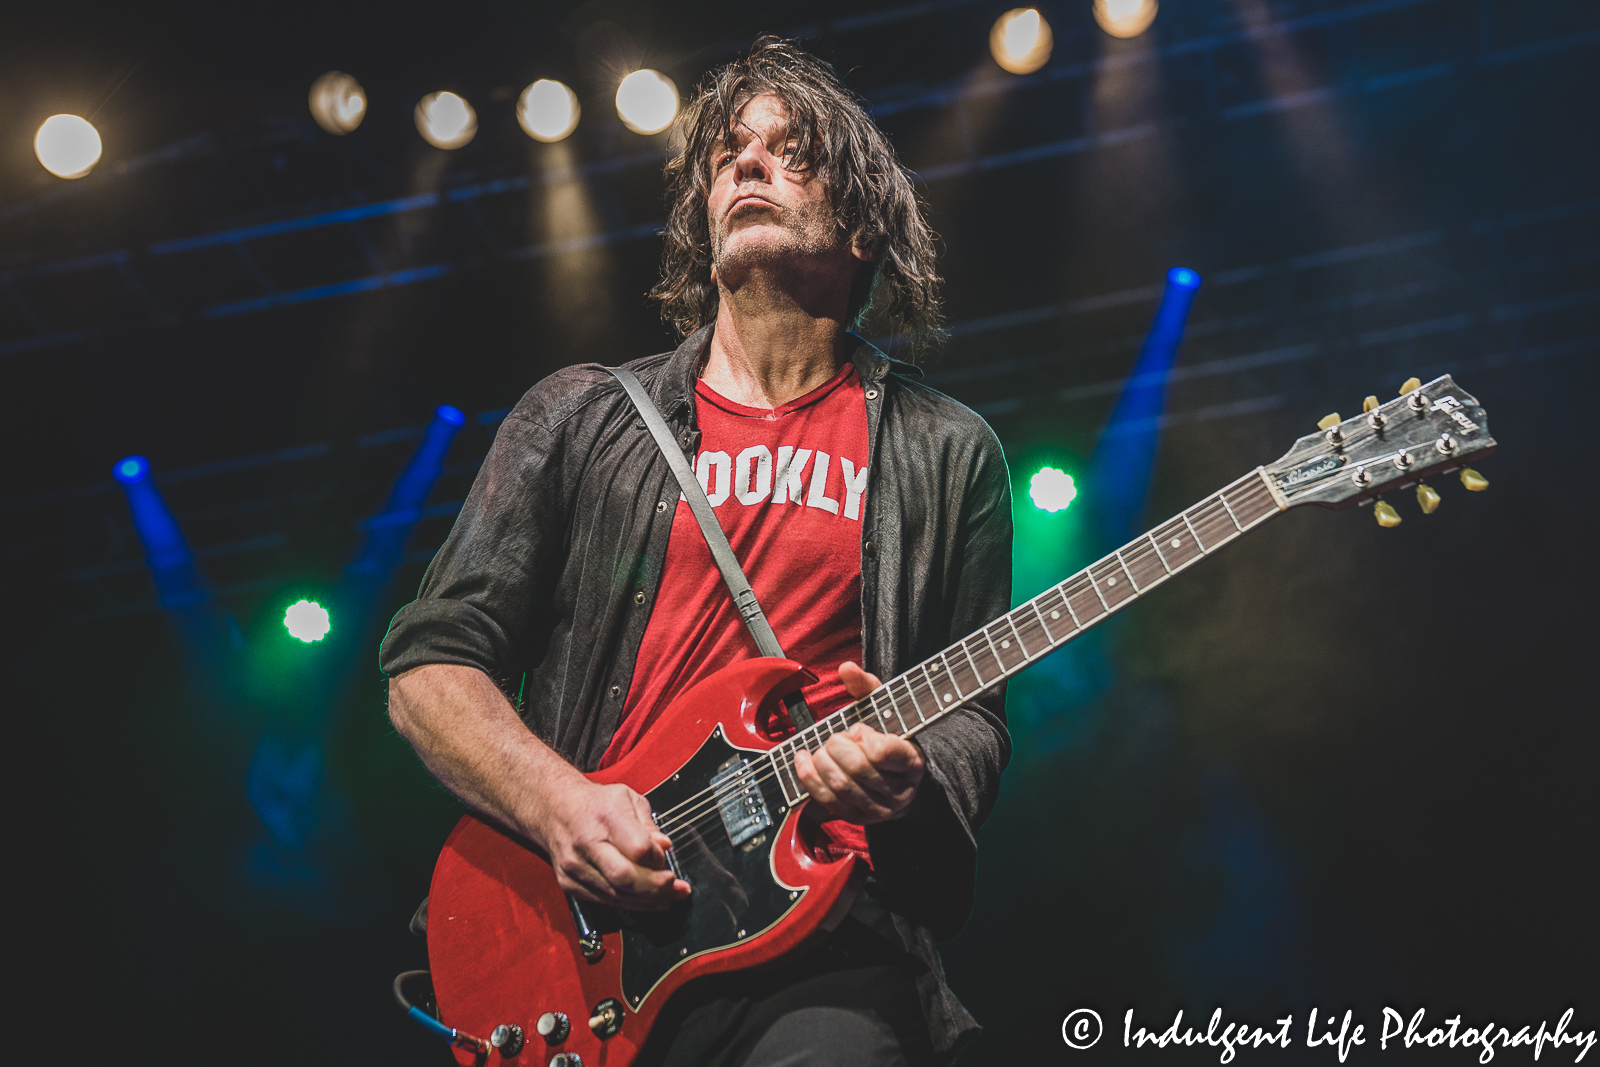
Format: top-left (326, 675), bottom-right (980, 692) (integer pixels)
top-left (865, 389), bottom-right (879, 400)
top-left (657, 500), bottom-right (668, 513)
top-left (864, 540), bottom-right (875, 555)
top-left (610, 685), bottom-right (621, 697)
top-left (633, 591), bottom-right (646, 605)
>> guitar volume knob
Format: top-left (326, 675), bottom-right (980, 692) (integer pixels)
top-left (536, 1012), bottom-right (570, 1043)
top-left (490, 1024), bottom-right (524, 1056)
top-left (549, 1055), bottom-right (583, 1067)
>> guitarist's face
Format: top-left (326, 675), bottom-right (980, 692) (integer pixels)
top-left (705, 92), bottom-right (872, 291)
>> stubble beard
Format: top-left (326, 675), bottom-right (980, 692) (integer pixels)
top-left (710, 198), bottom-right (849, 291)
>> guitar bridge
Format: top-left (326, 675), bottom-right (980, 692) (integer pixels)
top-left (710, 755), bottom-right (772, 852)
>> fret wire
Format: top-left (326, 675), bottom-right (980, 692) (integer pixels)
top-left (1148, 530), bottom-right (1176, 573)
top-left (960, 640), bottom-right (987, 687)
top-left (980, 625), bottom-right (1011, 676)
top-left (1182, 511), bottom-right (1206, 552)
top-left (1223, 483), bottom-right (1262, 529)
top-left (1120, 543), bottom-right (1158, 591)
top-left (1029, 599), bottom-right (1057, 644)
top-left (1003, 612), bottom-right (1035, 660)
top-left (1219, 491), bottom-right (1244, 531)
top-left (896, 675), bottom-right (927, 723)
top-left (1113, 548), bottom-right (1141, 592)
top-left (937, 651), bottom-right (965, 701)
top-left (776, 749), bottom-right (800, 801)
top-left (1127, 540), bottom-right (1164, 588)
top-left (918, 663), bottom-right (946, 716)
top-left (1059, 580), bottom-right (1084, 627)
top-left (1085, 569), bottom-right (1112, 611)
top-left (875, 687), bottom-right (908, 734)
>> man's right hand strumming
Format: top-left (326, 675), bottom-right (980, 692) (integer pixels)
top-left (387, 662), bottom-right (690, 911)
top-left (532, 775), bottom-right (692, 910)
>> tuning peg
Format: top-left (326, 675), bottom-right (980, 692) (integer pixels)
top-left (1459, 468), bottom-right (1489, 492)
top-left (1317, 412), bottom-right (1342, 430)
top-left (1362, 395), bottom-right (1380, 412)
top-left (1399, 377), bottom-right (1421, 395)
top-left (1416, 482), bottom-right (1441, 514)
top-left (1374, 500), bottom-right (1402, 527)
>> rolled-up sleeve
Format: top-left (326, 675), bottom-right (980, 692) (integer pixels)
top-left (380, 410), bottom-right (566, 695)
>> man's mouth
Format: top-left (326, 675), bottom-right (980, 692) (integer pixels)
top-left (730, 194), bottom-right (776, 213)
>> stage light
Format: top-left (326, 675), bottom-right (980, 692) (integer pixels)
top-left (990, 9), bottom-right (1053, 75)
top-left (1094, 0), bottom-right (1159, 39)
top-left (1168, 266), bottom-right (1201, 290)
top-left (113, 454), bottom-right (150, 485)
top-left (283, 599), bottom-right (331, 643)
top-left (1029, 467), bottom-right (1078, 513)
top-left (309, 71), bottom-right (367, 135)
top-left (34, 114), bottom-right (102, 179)
top-left (616, 70), bottom-right (678, 135)
top-left (435, 404), bottom-right (465, 426)
top-left (518, 79), bottom-right (580, 143)
top-left (415, 91), bottom-right (477, 149)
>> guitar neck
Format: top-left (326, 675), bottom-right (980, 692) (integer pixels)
top-left (766, 467), bottom-right (1287, 805)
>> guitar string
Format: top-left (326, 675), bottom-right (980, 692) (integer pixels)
top-left (650, 485), bottom-right (1271, 839)
top-left (650, 478), bottom-right (1275, 834)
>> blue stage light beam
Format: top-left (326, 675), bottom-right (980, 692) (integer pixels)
top-left (1086, 266), bottom-right (1202, 542)
top-left (349, 404), bottom-right (466, 576)
top-left (113, 454), bottom-right (209, 608)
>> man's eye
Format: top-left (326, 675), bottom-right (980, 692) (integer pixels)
top-left (714, 152), bottom-right (733, 169)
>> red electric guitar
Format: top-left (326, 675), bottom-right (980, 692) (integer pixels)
top-left (422, 376), bottom-right (1496, 1065)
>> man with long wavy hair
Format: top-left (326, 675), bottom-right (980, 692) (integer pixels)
top-left (384, 38), bottom-right (1011, 1066)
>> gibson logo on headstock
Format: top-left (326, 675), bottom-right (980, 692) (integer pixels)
top-left (1430, 395), bottom-right (1480, 434)
top-left (1276, 454), bottom-right (1344, 489)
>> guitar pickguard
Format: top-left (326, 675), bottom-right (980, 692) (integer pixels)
top-left (617, 726), bottom-right (804, 1008)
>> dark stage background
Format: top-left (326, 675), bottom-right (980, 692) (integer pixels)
top-left (3, 1), bottom-right (1596, 1063)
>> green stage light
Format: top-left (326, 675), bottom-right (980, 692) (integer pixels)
top-left (1029, 467), bottom-right (1078, 513)
top-left (284, 599), bottom-right (331, 643)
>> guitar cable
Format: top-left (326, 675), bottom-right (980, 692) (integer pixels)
top-left (393, 969), bottom-right (489, 1055)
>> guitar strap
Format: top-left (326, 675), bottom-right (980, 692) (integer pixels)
top-left (608, 367), bottom-right (815, 729)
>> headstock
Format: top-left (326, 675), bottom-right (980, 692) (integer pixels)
top-left (1265, 375), bottom-right (1496, 523)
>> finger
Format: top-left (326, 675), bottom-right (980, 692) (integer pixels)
top-left (837, 660), bottom-right (884, 699)
top-left (823, 733), bottom-right (894, 799)
top-left (588, 841), bottom-right (681, 909)
top-left (812, 743), bottom-right (896, 821)
top-left (848, 725), bottom-right (926, 778)
top-left (795, 749), bottom-right (842, 812)
top-left (628, 788), bottom-right (678, 857)
top-left (606, 789), bottom-right (667, 869)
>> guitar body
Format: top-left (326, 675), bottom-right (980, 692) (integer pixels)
top-left (427, 657), bottom-right (862, 1067)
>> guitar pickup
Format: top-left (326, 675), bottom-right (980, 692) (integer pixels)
top-left (710, 756), bottom-right (772, 852)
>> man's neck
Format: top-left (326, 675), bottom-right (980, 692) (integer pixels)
top-left (701, 282), bottom-right (852, 410)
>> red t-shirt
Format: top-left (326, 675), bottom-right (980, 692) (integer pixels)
top-left (600, 362), bottom-right (872, 863)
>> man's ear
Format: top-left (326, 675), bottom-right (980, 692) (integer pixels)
top-left (849, 239), bottom-right (877, 264)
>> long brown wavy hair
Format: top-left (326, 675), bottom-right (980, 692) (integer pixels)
top-left (649, 38), bottom-right (944, 354)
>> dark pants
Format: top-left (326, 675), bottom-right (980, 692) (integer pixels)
top-left (635, 891), bottom-right (936, 1067)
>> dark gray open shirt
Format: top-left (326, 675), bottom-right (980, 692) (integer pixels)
top-left (381, 327), bottom-right (1013, 1060)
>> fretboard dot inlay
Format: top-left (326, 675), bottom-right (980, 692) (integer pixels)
top-left (1050, 610), bottom-right (1060, 619)
top-left (1108, 576), bottom-right (1117, 586)
top-left (1171, 537), bottom-right (1181, 548)
top-left (943, 693), bottom-right (953, 702)
top-left (1001, 639), bottom-right (1011, 648)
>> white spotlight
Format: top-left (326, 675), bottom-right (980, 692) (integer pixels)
top-left (990, 9), bottom-right (1054, 75)
top-left (34, 114), bottom-right (103, 179)
top-left (309, 71), bottom-right (367, 135)
top-left (518, 79), bottom-right (580, 143)
top-left (415, 91), bottom-right (477, 149)
top-left (1094, 0), bottom-right (1159, 39)
top-left (616, 70), bottom-right (678, 135)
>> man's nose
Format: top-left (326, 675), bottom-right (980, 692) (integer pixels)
top-left (734, 139), bottom-right (772, 183)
